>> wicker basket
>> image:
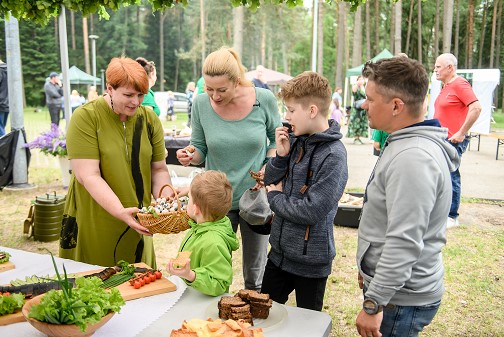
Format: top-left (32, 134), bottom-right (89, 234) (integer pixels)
top-left (137, 183), bottom-right (190, 234)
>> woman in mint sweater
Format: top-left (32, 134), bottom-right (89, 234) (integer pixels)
top-left (176, 47), bottom-right (281, 291)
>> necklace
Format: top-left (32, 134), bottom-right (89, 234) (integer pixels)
top-left (110, 95), bottom-right (115, 112)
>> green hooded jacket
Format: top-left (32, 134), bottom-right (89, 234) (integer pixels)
top-left (178, 216), bottom-right (239, 296)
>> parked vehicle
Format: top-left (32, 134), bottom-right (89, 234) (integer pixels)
top-left (154, 91), bottom-right (190, 116)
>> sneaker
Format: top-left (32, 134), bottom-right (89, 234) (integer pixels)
top-left (446, 217), bottom-right (459, 228)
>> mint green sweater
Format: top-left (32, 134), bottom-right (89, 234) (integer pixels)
top-left (191, 88), bottom-right (281, 209)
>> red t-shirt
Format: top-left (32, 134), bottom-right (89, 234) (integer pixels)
top-left (434, 76), bottom-right (478, 137)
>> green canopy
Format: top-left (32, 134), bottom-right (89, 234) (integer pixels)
top-left (65, 65), bottom-right (101, 85)
top-left (345, 49), bottom-right (394, 77)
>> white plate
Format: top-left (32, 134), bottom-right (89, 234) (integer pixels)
top-left (204, 298), bottom-right (288, 331)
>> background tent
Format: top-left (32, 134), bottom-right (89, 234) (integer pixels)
top-left (64, 65), bottom-right (101, 86)
top-left (427, 69), bottom-right (500, 134)
top-left (245, 67), bottom-right (292, 85)
top-left (343, 49), bottom-right (394, 107)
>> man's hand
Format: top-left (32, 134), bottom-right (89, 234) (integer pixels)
top-left (358, 273), bottom-right (364, 289)
top-left (448, 130), bottom-right (466, 144)
top-left (356, 310), bottom-right (383, 337)
top-left (275, 126), bottom-right (290, 157)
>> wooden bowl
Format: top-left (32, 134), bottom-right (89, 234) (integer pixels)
top-left (22, 294), bottom-right (115, 337)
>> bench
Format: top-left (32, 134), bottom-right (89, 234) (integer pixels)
top-left (468, 132), bottom-right (504, 160)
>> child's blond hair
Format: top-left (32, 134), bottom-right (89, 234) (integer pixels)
top-left (279, 71), bottom-right (332, 117)
top-left (190, 171), bottom-right (233, 222)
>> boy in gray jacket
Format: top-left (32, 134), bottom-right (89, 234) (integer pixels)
top-left (355, 57), bottom-right (460, 337)
top-left (262, 71), bottom-right (348, 311)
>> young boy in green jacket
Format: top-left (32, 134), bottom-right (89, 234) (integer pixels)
top-left (166, 170), bottom-right (239, 296)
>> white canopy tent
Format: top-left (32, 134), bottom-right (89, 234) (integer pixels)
top-left (427, 69), bottom-right (501, 134)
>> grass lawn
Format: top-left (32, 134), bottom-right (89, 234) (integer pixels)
top-left (1, 107), bottom-right (503, 336)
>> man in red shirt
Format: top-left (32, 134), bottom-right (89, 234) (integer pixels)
top-left (434, 53), bottom-right (482, 228)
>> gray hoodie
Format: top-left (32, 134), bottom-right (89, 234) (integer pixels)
top-left (357, 122), bottom-right (460, 307)
top-left (265, 120), bottom-right (348, 278)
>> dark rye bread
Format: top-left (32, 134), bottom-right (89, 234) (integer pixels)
top-left (248, 292), bottom-right (270, 303)
top-left (218, 296), bottom-right (247, 320)
top-left (250, 299), bottom-right (273, 319)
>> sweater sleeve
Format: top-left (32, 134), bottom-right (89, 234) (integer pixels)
top-left (185, 235), bottom-right (233, 297)
top-left (188, 94), bottom-right (207, 165)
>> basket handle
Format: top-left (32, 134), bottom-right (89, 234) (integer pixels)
top-left (157, 183), bottom-right (181, 211)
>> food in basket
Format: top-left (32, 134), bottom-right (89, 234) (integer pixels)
top-left (339, 192), bottom-right (363, 206)
top-left (218, 290), bottom-right (272, 324)
top-left (139, 196), bottom-right (189, 215)
top-left (170, 318), bottom-right (264, 337)
top-left (171, 251), bottom-right (192, 269)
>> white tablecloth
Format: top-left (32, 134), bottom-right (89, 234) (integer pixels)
top-left (0, 246), bottom-right (332, 337)
top-left (0, 246), bottom-right (187, 337)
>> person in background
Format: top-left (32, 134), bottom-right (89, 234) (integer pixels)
top-left (59, 57), bottom-right (172, 268)
top-left (70, 89), bottom-right (85, 113)
top-left (347, 75), bottom-right (368, 144)
top-left (355, 57), bottom-right (459, 337)
top-left (0, 59), bottom-right (9, 136)
top-left (252, 65), bottom-right (271, 91)
top-left (166, 91), bottom-right (175, 121)
top-left (185, 81), bottom-right (196, 127)
top-left (329, 92), bottom-right (344, 125)
top-left (176, 47), bottom-right (281, 291)
top-left (262, 71), bottom-right (348, 311)
top-left (333, 86), bottom-right (343, 106)
top-left (44, 72), bottom-right (63, 126)
top-left (136, 57), bottom-right (160, 117)
top-left (87, 85), bottom-right (99, 102)
top-left (167, 170), bottom-right (239, 296)
top-left (433, 53), bottom-right (482, 228)
top-left (371, 129), bottom-right (389, 156)
top-left (195, 76), bottom-right (205, 95)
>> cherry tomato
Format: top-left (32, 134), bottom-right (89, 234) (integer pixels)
top-left (149, 273), bottom-right (156, 282)
top-left (2, 292), bottom-right (10, 296)
top-left (140, 278), bottom-right (145, 286)
top-left (133, 281), bottom-right (141, 289)
top-left (154, 271), bottom-right (162, 279)
top-left (144, 276), bottom-right (151, 284)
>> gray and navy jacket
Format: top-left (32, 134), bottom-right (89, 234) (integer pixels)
top-left (264, 119), bottom-right (348, 278)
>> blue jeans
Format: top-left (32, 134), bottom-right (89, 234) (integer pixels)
top-left (449, 136), bottom-right (469, 218)
top-left (380, 300), bottom-right (441, 337)
top-left (0, 111), bottom-right (8, 137)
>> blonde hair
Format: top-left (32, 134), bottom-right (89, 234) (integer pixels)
top-left (202, 47), bottom-right (253, 87)
top-left (190, 171), bottom-right (233, 222)
top-left (279, 71), bottom-right (332, 117)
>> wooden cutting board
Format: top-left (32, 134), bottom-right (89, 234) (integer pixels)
top-left (0, 263), bottom-right (176, 326)
top-left (0, 262), bottom-right (15, 273)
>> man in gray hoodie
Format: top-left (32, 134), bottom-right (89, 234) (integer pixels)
top-left (355, 57), bottom-right (459, 337)
top-left (44, 72), bottom-right (63, 126)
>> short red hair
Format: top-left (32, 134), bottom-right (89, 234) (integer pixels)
top-left (106, 57), bottom-right (149, 94)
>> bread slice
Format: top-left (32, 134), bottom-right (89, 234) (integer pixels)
top-left (172, 251), bottom-right (192, 269)
top-left (248, 292), bottom-right (270, 303)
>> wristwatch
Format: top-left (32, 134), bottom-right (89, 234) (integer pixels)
top-left (363, 298), bottom-right (383, 315)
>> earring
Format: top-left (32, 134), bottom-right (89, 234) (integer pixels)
top-left (110, 96), bottom-right (114, 112)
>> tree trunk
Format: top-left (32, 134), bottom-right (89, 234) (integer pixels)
top-left (417, 0), bottom-right (422, 64)
top-left (390, 3), bottom-right (395, 53)
top-left (443, 0), bottom-right (454, 53)
top-left (454, 0), bottom-right (460, 57)
top-left (434, 0), bottom-right (440, 57)
top-left (405, 0), bottom-right (414, 55)
top-left (261, 16), bottom-right (266, 66)
top-left (477, 1), bottom-right (488, 68)
top-left (70, 12), bottom-right (75, 50)
top-left (394, 0), bottom-right (402, 54)
top-left (83, 17), bottom-right (91, 74)
top-left (374, 0), bottom-right (379, 56)
top-left (352, 6), bottom-right (362, 66)
top-left (159, 12), bottom-right (167, 92)
top-left (232, 6), bottom-right (244, 58)
top-left (489, 0), bottom-right (498, 67)
top-left (467, 0), bottom-right (475, 68)
top-left (496, 0), bottom-right (502, 68)
top-left (365, 0), bottom-right (371, 60)
top-left (317, 2), bottom-right (324, 74)
top-left (335, 1), bottom-right (346, 88)
top-left (200, 0), bottom-right (205, 62)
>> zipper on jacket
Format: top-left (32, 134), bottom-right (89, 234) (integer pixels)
top-left (303, 225), bottom-right (311, 255)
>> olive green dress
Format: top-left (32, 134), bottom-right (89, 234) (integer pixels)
top-left (59, 97), bottom-right (166, 268)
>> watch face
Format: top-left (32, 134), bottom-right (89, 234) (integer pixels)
top-left (363, 299), bottom-right (378, 314)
